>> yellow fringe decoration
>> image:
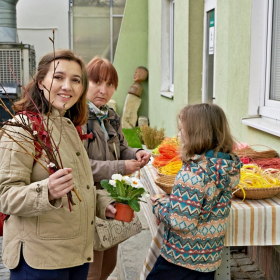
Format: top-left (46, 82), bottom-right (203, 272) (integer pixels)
top-left (233, 164), bottom-right (280, 201)
top-left (158, 160), bottom-right (182, 175)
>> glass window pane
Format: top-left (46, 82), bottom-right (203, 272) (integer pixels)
top-left (113, 17), bottom-right (122, 59)
top-left (73, 5), bottom-right (110, 63)
top-left (74, 0), bottom-right (110, 7)
top-left (205, 9), bottom-right (215, 103)
top-left (113, 0), bottom-right (126, 14)
top-left (170, 1), bottom-right (174, 89)
top-left (73, 0), bottom-right (126, 63)
top-left (270, 0), bottom-right (280, 101)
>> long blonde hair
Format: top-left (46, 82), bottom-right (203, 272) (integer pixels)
top-left (178, 103), bottom-right (234, 163)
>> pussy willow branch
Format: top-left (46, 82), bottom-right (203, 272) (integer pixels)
top-left (1, 120), bottom-right (60, 170)
top-left (47, 30), bottom-right (56, 128)
top-left (0, 127), bottom-right (49, 173)
top-left (0, 31), bottom-right (81, 208)
top-left (0, 100), bottom-right (77, 207)
top-left (7, 64), bottom-right (64, 171)
top-left (7, 53), bottom-right (64, 173)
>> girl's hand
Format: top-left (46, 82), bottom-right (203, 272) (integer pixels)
top-left (48, 168), bottom-right (73, 201)
top-left (150, 194), bottom-right (165, 205)
top-left (105, 203), bottom-right (117, 218)
top-left (156, 218), bottom-right (161, 226)
top-left (150, 195), bottom-right (164, 226)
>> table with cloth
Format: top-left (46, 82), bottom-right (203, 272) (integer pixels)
top-left (138, 163), bottom-right (280, 280)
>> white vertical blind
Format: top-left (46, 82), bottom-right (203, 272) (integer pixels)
top-left (270, 0), bottom-right (280, 101)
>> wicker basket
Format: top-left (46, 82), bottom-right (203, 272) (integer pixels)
top-left (155, 175), bottom-right (176, 194)
top-left (232, 187), bottom-right (280, 200)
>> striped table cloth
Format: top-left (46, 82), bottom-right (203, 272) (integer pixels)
top-left (138, 164), bottom-right (280, 280)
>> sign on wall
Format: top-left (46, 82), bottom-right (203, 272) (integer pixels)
top-left (209, 11), bottom-right (215, 55)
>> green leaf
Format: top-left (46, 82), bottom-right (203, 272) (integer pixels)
top-left (101, 180), bottom-right (118, 196)
top-left (128, 197), bottom-right (140, 212)
top-left (101, 180), bottom-right (114, 193)
top-left (100, 180), bottom-right (110, 190)
top-left (118, 196), bottom-right (130, 201)
top-left (128, 188), bottom-right (146, 199)
top-left (116, 180), bottom-right (125, 197)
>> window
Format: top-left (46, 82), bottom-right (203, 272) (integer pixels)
top-left (260, 0), bottom-right (280, 117)
top-left (159, 0), bottom-right (175, 98)
top-left (70, 0), bottom-right (126, 63)
top-left (243, 0), bottom-right (280, 137)
top-left (202, 0), bottom-right (216, 103)
top-left (170, 0), bottom-right (175, 93)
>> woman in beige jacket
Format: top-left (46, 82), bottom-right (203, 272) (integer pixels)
top-left (0, 50), bottom-right (114, 280)
top-left (85, 57), bottom-right (151, 280)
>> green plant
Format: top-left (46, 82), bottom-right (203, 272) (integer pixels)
top-left (135, 127), bottom-right (144, 144)
top-left (139, 124), bottom-right (165, 149)
top-left (101, 174), bottom-right (150, 212)
top-left (122, 128), bottom-right (143, 148)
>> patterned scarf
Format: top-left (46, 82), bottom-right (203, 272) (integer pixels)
top-left (88, 101), bottom-right (109, 140)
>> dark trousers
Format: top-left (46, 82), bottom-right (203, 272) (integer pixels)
top-left (10, 251), bottom-right (89, 280)
top-left (146, 255), bottom-right (215, 280)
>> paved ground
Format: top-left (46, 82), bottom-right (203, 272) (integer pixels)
top-left (0, 238), bottom-right (10, 280)
top-left (0, 235), bottom-right (268, 280)
top-left (230, 248), bottom-right (267, 280)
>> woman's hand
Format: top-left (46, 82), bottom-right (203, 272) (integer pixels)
top-left (125, 159), bottom-right (141, 175)
top-left (105, 203), bottom-right (117, 218)
top-left (48, 168), bottom-right (74, 201)
top-left (135, 150), bottom-right (151, 167)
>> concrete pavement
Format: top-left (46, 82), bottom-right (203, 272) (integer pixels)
top-left (0, 211), bottom-right (268, 280)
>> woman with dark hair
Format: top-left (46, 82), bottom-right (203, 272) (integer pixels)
top-left (85, 56), bottom-right (151, 280)
top-left (0, 50), bottom-right (113, 280)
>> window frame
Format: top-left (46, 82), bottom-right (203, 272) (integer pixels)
top-left (159, 0), bottom-right (175, 99)
top-left (69, 0), bottom-right (125, 63)
top-left (242, 0), bottom-right (280, 137)
top-left (202, 0), bottom-right (217, 103)
top-left (259, 0), bottom-right (280, 117)
top-left (169, 0), bottom-right (175, 93)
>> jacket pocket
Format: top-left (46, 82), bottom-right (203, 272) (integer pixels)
top-left (37, 195), bottom-right (81, 239)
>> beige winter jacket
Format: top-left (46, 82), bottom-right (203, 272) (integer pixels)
top-left (0, 111), bottom-right (112, 269)
top-left (83, 108), bottom-right (140, 188)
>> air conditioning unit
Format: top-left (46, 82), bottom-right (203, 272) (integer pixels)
top-left (0, 42), bottom-right (36, 89)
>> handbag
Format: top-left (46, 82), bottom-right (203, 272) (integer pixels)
top-left (93, 213), bottom-right (142, 251)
